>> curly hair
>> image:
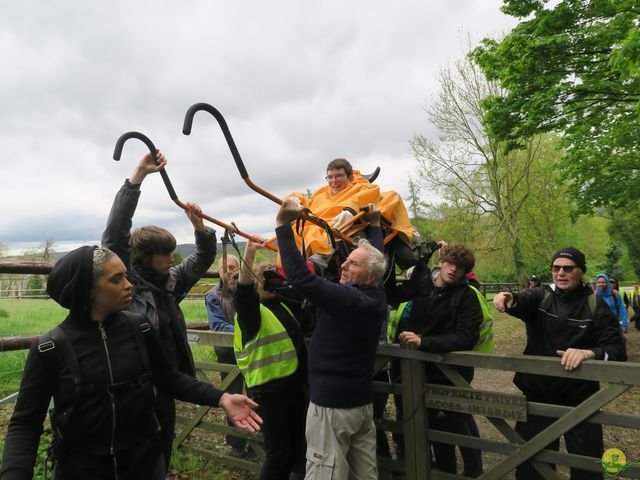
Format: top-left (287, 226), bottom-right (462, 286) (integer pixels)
top-left (92, 247), bottom-right (117, 287)
top-left (439, 244), bottom-right (475, 274)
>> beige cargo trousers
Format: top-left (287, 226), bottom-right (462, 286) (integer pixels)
top-left (304, 402), bottom-right (378, 480)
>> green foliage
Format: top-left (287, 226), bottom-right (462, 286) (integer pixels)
top-left (472, 0), bottom-right (640, 212)
top-left (410, 39), bottom-right (590, 285)
top-left (410, 217), bottom-right (431, 239)
top-left (597, 244), bottom-right (625, 281)
top-left (172, 250), bottom-right (184, 266)
top-left (610, 202), bottom-right (640, 280)
top-left (26, 275), bottom-right (44, 296)
top-left (168, 449), bottom-right (233, 479)
top-left (0, 299), bottom-right (65, 395)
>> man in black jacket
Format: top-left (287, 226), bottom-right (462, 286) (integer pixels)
top-left (389, 243), bottom-right (483, 477)
top-left (275, 198), bottom-right (388, 480)
top-left (494, 246), bottom-right (627, 480)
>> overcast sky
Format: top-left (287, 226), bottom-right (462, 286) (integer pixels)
top-left (0, 1), bottom-right (516, 254)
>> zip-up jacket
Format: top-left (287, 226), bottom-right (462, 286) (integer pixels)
top-left (507, 284), bottom-right (627, 405)
top-left (0, 312), bottom-right (222, 480)
top-left (387, 267), bottom-right (482, 353)
top-left (101, 180), bottom-right (217, 376)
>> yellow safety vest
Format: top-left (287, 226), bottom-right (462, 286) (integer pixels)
top-left (469, 286), bottom-right (493, 353)
top-left (387, 302), bottom-right (409, 343)
top-left (233, 303), bottom-right (298, 388)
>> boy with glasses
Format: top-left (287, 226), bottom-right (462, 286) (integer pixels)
top-left (494, 247), bottom-right (627, 480)
top-left (289, 158), bottom-right (413, 257)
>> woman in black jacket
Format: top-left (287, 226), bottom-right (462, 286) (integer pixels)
top-left (0, 246), bottom-right (261, 480)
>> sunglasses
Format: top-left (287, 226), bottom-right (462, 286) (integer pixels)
top-left (551, 265), bottom-right (577, 273)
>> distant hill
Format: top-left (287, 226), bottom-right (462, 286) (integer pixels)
top-left (3, 242), bottom-right (248, 262)
top-left (175, 242), bottom-right (246, 257)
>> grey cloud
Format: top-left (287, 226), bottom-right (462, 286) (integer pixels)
top-left (0, 0), bottom-right (516, 252)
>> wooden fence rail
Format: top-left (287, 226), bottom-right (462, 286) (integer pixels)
top-left (0, 261), bottom-right (221, 278)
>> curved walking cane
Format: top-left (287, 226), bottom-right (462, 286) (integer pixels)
top-left (113, 132), bottom-right (180, 202)
top-left (183, 103), bottom-right (284, 204)
top-left (182, 103), bottom-right (356, 246)
top-left (112, 131), bottom-right (276, 251)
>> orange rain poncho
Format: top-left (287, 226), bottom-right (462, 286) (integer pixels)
top-left (289, 170), bottom-right (413, 256)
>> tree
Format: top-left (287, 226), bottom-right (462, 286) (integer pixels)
top-left (411, 42), bottom-right (564, 286)
top-left (598, 244), bottom-right (625, 281)
top-left (24, 238), bottom-right (56, 262)
top-left (404, 178), bottom-right (432, 238)
top-left (610, 202), bottom-right (640, 279)
top-left (472, 0), bottom-right (640, 211)
top-left (26, 275), bottom-right (44, 297)
top-left (172, 251), bottom-right (184, 266)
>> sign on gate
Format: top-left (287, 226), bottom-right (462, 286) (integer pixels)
top-left (426, 384), bottom-right (527, 421)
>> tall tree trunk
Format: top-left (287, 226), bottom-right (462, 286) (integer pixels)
top-left (511, 238), bottom-right (526, 290)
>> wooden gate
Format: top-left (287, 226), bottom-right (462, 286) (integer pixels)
top-left (177, 331), bottom-right (640, 479)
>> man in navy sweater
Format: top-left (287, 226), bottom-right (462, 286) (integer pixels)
top-left (275, 198), bottom-right (388, 480)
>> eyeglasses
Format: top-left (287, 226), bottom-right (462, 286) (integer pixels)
top-left (325, 173), bottom-right (347, 181)
top-left (551, 265), bottom-right (577, 273)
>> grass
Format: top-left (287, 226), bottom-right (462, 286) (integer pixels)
top-left (0, 300), bottom-right (65, 398)
top-left (0, 299), bottom-right (214, 397)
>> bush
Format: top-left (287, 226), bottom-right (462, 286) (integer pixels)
top-left (26, 275), bottom-right (44, 297)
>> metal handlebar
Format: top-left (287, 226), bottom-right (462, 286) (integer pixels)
top-left (112, 131), bottom-right (276, 251)
top-left (113, 131), bottom-right (179, 201)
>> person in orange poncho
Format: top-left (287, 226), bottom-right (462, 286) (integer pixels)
top-left (289, 158), bottom-right (413, 257)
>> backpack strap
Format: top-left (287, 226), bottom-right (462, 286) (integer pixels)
top-left (122, 311), bottom-right (152, 373)
top-left (544, 289), bottom-right (597, 317)
top-left (38, 326), bottom-right (83, 388)
top-left (587, 293), bottom-right (597, 317)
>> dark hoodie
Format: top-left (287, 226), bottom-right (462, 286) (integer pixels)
top-left (46, 245), bottom-right (95, 313)
top-left (0, 246), bottom-right (222, 480)
top-left (594, 272), bottom-right (628, 329)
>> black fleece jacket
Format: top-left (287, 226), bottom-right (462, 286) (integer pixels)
top-left (387, 265), bottom-right (482, 353)
top-left (507, 284), bottom-right (627, 405)
top-left (276, 225), bottom-right (387, 408)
